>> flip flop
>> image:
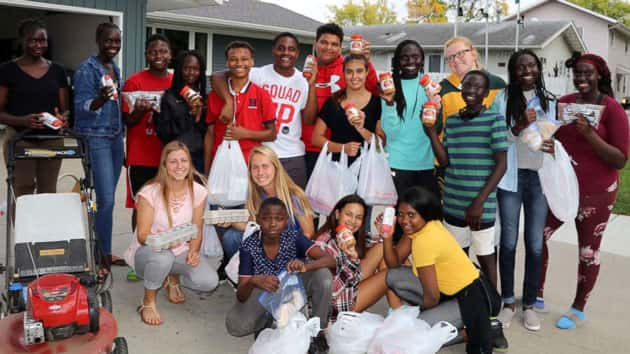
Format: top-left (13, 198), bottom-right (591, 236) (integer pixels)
top-left (556, 309), bottom-right (586, 329)
top-left (127, 268), bottom-right (140, 281)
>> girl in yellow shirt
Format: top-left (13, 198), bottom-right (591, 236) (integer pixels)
top-left (379, 186), bottom-right (503, 354)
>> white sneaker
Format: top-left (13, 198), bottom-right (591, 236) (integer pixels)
top-left (523, 308), bottom-right (541, 331)
top-left (497, 307), bottom-right (515, 329)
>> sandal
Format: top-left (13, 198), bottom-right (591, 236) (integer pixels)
top-left (164, 277), bottom-right (186, 304)
top-left (137, 303), bottom-right (163, 326)
top-left (96, 267), bottom-right (110, 285)
top-left (110, 255), bottom-right (127, 267)
top-left (556, 308), bottom-right (586, 329)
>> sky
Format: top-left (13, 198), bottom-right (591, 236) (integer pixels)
top-left (261, 0), bottom-right (541, 23)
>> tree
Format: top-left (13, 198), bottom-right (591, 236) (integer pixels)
top-left (568, 0), bottom-right (630, 27)
top-left (327, 0), bottom-right (398, 26)
top-left (449, 0), bottom-right (509, 22)
top-left (406, 0), bottom-right (448, 23)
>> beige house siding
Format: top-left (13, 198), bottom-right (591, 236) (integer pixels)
top-left (608, 29), bottom-right (630, 97)
top-left (519, 2), bottom-right (609, 56)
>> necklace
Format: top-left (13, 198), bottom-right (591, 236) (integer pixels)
top-left (169, 190), bottom-right (188, 214)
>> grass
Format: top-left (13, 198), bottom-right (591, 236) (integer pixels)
top-left (614, 163), bottom-right (630, 215)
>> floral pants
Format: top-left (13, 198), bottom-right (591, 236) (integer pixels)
top-left (538, 181), bottom-right (618, 311)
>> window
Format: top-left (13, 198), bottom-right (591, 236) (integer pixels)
top-left (625, 39), bottom-right (628, 53)
top-left (156, 28), bottom-right (189, 68)
top-left (610, 31), bottom-right (615, 48)
top-left (428, 54), bottom-right (441, 72)
top-left (498, 62), bottom-right (506, 68)
top-left (195, 33), bottom-right (208, 58)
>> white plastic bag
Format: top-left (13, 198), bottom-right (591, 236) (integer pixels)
top-left (305, 142), bottom-right (358, 216)
top-left (328, 311), bottom-right (384, 354)
top-left (201, 224), bottom-right (224, 259)
top-left (538, 140), bottom-right (579, 222)
top-left (225, 222), bottom-right (260, 284)
top-left (207, 140), bottom-right (248, 207)
top-left (357, 135), bottom-right (398, 205)
top-left (367, 306), bottom-right (458, 354)
top-left (249, 312), bottom-right (320, 354)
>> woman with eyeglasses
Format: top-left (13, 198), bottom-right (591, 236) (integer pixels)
top-left (439, 36), bottom-right (506, 130)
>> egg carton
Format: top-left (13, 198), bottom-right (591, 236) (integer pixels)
top-left (204, 209), bottom-right (250, 225)
top-left (145, 223), bottom-right (198, 252)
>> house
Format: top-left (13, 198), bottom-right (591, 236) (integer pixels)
top-left (0, 0), bottom-right (319, 80)
top-left (146, 0), bottom-right (321, 76)
top-left (504, 0), bottom-right (630, 98)
top-left (346, 21), bottom-right (586, 95)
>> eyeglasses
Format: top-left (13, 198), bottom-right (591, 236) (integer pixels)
top-left (445, 49), bottom-right (471, 63)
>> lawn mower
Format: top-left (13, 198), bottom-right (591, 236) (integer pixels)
top-left (0, 129), bottom-right (127, 353)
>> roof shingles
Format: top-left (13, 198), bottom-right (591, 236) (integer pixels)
top-left (162, 0), bottom-right (322, 33)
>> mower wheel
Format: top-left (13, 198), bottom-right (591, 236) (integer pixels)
top-left (100, 290), bottom-right (113, 313)
top-left (88, 292), bottom-right (100, 333)
top-left (112, 337), bottom-right (128, 354)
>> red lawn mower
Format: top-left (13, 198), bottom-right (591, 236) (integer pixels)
top-left (0, 130), bottom-right (127, 354)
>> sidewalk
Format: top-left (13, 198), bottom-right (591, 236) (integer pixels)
top-left (2, 153), bottom-right (629, 354)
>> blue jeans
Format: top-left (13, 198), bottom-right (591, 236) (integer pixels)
top-left (498, 169), bottom-right (548, 307)
top-left (88, 134), bottom-right (124, 256)
top-left (216, 226), bottom-right (244, 260)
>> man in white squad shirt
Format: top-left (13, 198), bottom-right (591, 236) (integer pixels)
top-left (211, 32), bottom-right (318, 187)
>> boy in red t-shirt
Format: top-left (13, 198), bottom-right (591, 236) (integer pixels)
top-left (204, 41), bottom-right (276, 174)
top-left (122, 34), bottom-right (173, 231)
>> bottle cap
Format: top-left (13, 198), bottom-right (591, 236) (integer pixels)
top-left (336, 224), bottom-right (349, 233)
top-left (424, 101), bottom-right (439, 109)
top-left (419, 74), bottom-right (431, 87)
top-left (342, 103), bottom-right (355, 110)
top-left (378, 72), bottom-right (392, 80)
top-left (179, 85), bottom-right (191, 97)
top-left (351, 34), bottom-right (363, 40)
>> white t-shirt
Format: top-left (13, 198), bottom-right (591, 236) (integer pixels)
top-left (249, 64), bottom-right (309, 158)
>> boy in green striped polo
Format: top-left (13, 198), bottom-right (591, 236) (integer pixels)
top-left (427, 70), bottom-right (507, 290)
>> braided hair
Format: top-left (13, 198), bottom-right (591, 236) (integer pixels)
top-left (566, 51), bottom-right (614, 99)
top-left (505, 49), bottom-right (555, 128)
top-left (391, 40), bottom-right (425, 120)
top-left (95, 22), bottom-right (120, 42)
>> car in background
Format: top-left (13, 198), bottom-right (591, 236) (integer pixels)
top-left (621, 96), bottom-right (630, 110)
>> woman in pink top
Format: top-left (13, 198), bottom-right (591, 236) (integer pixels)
top-left (538, 53), bottom-right (629, 329)
top-left (128, 141), bottom-right (218, 325)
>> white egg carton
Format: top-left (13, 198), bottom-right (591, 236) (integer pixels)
top-left (204, 209), bottom-right (250, 225)
top-left (145, 223), bottom-right (198, 252)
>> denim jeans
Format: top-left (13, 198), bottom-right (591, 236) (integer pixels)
top-left (498, 169), bottom-right (548, 307)
top-left (88, 134), bottom-right (124, 256)
top-left (216, 226), bottom-right (244, 260)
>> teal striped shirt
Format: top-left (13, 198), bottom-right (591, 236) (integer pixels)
top-left (443, 110), bottom-right (508, 224)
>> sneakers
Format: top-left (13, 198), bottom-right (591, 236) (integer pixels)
top-left (308, 335), bottom-right (329, 354)
top-left (523, 308), bottom-right (541, 331)
top-left (497, 307), bottom-right (515, 329)
top-left (490, 317), bottom-right (509, 353)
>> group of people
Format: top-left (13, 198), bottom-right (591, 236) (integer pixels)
top-left (0, 17), bottom-right (628, 354)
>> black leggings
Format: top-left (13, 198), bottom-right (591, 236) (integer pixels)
top-left (456, 277), bottom-right (493, 354)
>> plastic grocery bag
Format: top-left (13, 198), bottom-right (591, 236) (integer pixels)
top-left (225, 222), bottom-right (260, 284)
top-left (538, 140), bottom-right (579, 222)
top-left (328, 311), bottom-right (385, 354)
top-left (367, 306), bottom-right (458, 354)
top-left (258, 270), bottom-right (307, 328)
top-left (207, 140), bottom-right (248, 207)
top-left (306, 142), bottom-right (358, 215)
top-left (249, 312), bottom-right (320, 354)
top-left (357, 135), bottom-right (397, 205)
top-left (201, 224), bottom-right (224, 259)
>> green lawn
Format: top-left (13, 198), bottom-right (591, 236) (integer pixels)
top-left (614, 163), bottom-right (630, 215)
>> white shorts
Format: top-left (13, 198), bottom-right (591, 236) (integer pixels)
top-left (444, 222), bottom-right (496, 256)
